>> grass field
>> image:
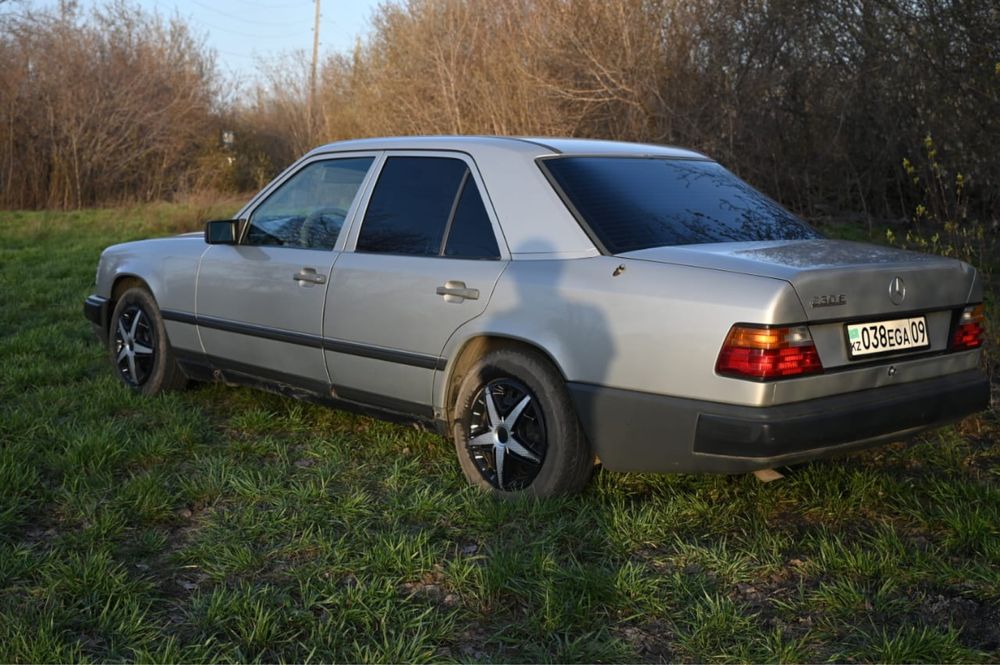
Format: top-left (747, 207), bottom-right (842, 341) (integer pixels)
top-left (1, 202), bottom-right (998, 663)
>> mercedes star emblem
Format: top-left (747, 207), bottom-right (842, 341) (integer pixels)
top-left (889, 276), bottom-right (906, 305)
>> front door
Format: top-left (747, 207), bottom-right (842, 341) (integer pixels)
top-left (196, 154), bottom-right (377, 390)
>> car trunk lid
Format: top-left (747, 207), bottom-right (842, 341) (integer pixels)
top-left (620, 239), bottom-right (976, 321)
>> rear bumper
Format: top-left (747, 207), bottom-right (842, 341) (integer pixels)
top-left (83, 294), bottom-right (110, 345)
top-left (568, 369), bottom-right (991, 473)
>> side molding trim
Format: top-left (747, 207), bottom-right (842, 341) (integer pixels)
top-left (161, 309), bottom-right (446, 370)
top-left (172, 348), bottom-right (437, 423)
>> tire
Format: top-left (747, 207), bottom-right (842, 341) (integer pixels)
top-left (108, 287), bottom-right (188, 395)
top-left (452, 348), bottom-right (593, 497)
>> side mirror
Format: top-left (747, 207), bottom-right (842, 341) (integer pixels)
top-left (204, 219), bottom-right (241, 245)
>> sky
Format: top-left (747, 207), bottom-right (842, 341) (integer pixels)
top-left (27, 0), bottom-right (383, 83)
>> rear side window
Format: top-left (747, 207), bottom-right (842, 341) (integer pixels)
top-left (357, 156), bottom-right (500, 259)
top-left (444, 180), bottom-right (500, 259)
top-left (541, 157), bottom-right (819, 254)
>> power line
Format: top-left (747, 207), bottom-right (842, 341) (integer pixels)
top-left (193, 17), bottom-right (307, 40)
top-left (215, 49), bottom-right (259, 60)
top-left (233, 0), bottom-right (314, 9)
top-left (189, 0), bottom-right (311, 27)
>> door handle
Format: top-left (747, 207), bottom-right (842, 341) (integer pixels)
top-left (293, 268), bottom-right (327, 285)
top-left (436, 280), bottom-right (479, 301)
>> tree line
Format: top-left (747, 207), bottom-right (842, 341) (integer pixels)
top-left (1, 0), bottom-right (998, 235)
top-left (0, 2), bottom-right (219, 209)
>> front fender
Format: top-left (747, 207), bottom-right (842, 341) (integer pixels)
top-left (94, 236), bottom-right (207, 353)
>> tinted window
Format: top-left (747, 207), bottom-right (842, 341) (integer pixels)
top-left (357, 157), bottom-right (468, 256)
top-left (444, 179), bottom-right (500, 259)
top-left (542, 157), bottom-right (820, 253)
top-left (246, 157), bottom-right (373, 250)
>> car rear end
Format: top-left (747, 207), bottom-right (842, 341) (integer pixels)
top-left (684, 242), bottom-right (988, 471)
top-left (539, 148), bottom-right (990, 472)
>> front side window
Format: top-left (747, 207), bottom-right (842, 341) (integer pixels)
top-left (541, 157), bottom-right (820, 254)
top-left (245, 157), bottom-right (374, 250)
top-left (357, 156), bottom-right (500, 259)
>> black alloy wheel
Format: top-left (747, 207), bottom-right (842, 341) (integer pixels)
top-left (465, 377), bottom-right (548, 491)
top-left (107, 286), bottom-right (188, 395)
top-left (113, 303), bottom-right (157, 387)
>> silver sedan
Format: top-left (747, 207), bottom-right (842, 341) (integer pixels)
top-left (84, 137), bottom-right (991, 496)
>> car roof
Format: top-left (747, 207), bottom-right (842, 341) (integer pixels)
top-left (297, 136), bottom-right (709, 259)
top-left (520, 137), bottom-right (707, 159)
top-left (307, 135), bottom-right (707, 160)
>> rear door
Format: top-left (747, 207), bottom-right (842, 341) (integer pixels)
top-left (196, 153), bottom-right (377, 389)
top-left (324, 152), bottom-right (509, 412)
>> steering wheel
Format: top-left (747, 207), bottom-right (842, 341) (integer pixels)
top-left (299, 207), bottom-right (349, 248)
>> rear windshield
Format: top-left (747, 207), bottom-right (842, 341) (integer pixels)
top-left (541, 157), bottom-right (820, 253)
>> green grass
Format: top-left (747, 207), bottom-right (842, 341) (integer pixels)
top-left (1, 203), bottom-right (998, 662)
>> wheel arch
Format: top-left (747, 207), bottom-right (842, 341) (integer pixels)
top-left (439, 334), bottom-right (567, 425)
top-left (95, 274), bottom-right (154, 332)
top-left (111, 274), bottom-right (152, 300)
top-left (110, 272), bottom-right (153, 311)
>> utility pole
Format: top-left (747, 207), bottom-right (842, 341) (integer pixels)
top-left (309, 0), bottom-right (321, 138)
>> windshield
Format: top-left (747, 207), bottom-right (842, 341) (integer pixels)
top-left (541, 157), bottom-right (820, 253)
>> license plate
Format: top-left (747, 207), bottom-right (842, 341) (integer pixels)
top-left (846, 317), bottom-right (929, 358)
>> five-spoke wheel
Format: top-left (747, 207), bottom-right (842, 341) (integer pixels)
top-left (453, 348), bottom-right (593, 497)
top-left (108, 286), bottom-right (188, 395)
top-left (467, 378), bottom-right (546, 491)
top-left (113, 304), bottom-right (156, 386)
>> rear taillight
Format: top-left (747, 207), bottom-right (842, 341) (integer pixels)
top-left (716, 324), bottom-right (823, 380)
top-left (950, 304), bottom-right (986, 351)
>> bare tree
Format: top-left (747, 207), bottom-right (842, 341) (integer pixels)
top-left (294, 0), bottom-right (998, 227)
top-left (0, 2), bottom-right (220, 208)
top-left (3, 0), bottom-right (997, 231)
